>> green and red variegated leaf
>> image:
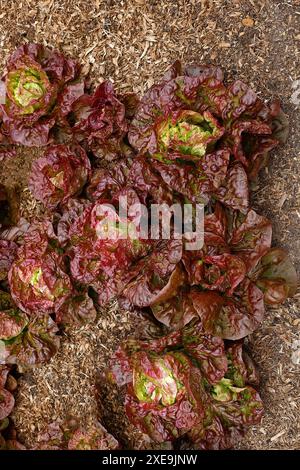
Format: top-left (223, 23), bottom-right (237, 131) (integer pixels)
top-left (151, 149), bottom-right (230, 204)
top-left (29, 144), bottom-right (91, 210)
top-left (151, 288), bottom-right (197, 329)
top-left (2, 314), bottom-right (60, 372)
top-left (225, 341), bottom-right (260, 387)
top-left (122, 240), bottom-right (184, 307)
top-left (182, 321), bottom-right (228, 385)
top-left (215, 163), bottom-right (249, 213)
top-left (189, 280), bottom-right (265, 340)
top-left (55, 292), bottom-right (97, 325)
top-left (0, 309), bottom-right (29, 341)
top-left (227, 209), bottom-right (272, 272)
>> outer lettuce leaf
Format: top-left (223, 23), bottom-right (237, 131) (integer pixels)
top-left (182, 321), bottom-right (227, 385)
top-left (215, 163), bottom-right (249, 212)
top-left (122, 240), bottom-right (184, 307)
top-left (0, 309), bottom-right (28, 341)
top-left (151, 149), bottom-right (230, 204)
top-left (190, 280), bottom-right (265, 340)
top-left (55, 292), bottom-right (97, 325)
top-left (228, 209), bottom-right (272, 272)
top-left (251, 248), bottom-right (298, 305)
top-left (225, 342), bottom-right (259, 387)
top-left (29, 144), bottom-right (91, 210)
top-left (0, 366), bottom-right (15, 421)
top-left (0, 240), bottom-right (18, 281)
top-left (151, 288), bottom-right (196, 329)
top-left (226, 119), bottom-right (279, 180)
top-left (70, 81), bottom-right (129, 159)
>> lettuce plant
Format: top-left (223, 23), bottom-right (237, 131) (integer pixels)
top-left (127, 61), bottom-right (284, 210)
top-left (29, 144), bottom-right (91, 210)
top-left (70, 81), bottom-right (131, 159)
top-left (8, 220), bottom-right (73, 315)
top-left (109, 322), bottom-right (263, 447)
top-left (149, 201), bottom-right (279, 338)
top-left (35, 417), bottom-right (119, 450)
top-left (0, 43), bottom-right (84, 146)
top-left (250, 247), bottom-right (297, 305)
top-left (129, 62), bottom-right (281, 178)
top-left (0, 289), bottom-right (60, 371)
top-left (65, 193), bottom-right (152, 305)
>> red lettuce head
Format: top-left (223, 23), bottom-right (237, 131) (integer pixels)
top-left (29, 144), bottom-right (91, 210)
top-left (109, 323), bottom-right (263, 446)
top-left (35, 418), bottom-right (119, 450)
top-left (66, 195), bottom-right (152, 305)
top-left (0, 296), bottom-right (60, 372)
top-left (125, 350), bottom-right (205, 442)
top-left (0, 43), bottom-right (84, 146)
top-left (128, 61), bottom-right (285, 211)
top-left (70, 81), bottom-right (130, 159)
top-left (8, 221), bottom-right (72, 315)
